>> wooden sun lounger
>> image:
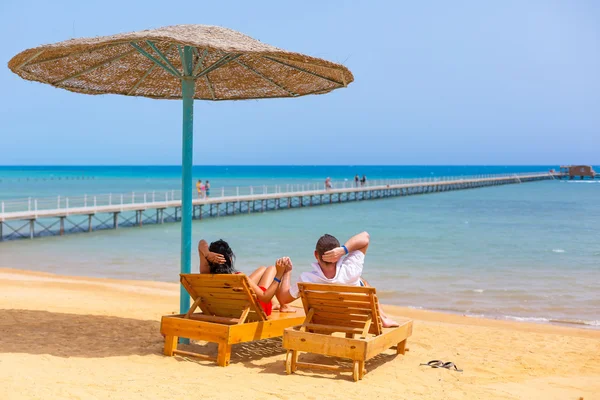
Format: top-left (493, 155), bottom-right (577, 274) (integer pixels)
top-left (160, 273), bottom-right (305, 366)
top-left (282, 283), bottom-right (413, 381)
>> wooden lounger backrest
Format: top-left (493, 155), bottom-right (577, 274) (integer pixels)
top-left (180, 274), bottom-right (267, 323)
top-left (298, 283), bottom-right (383, 336)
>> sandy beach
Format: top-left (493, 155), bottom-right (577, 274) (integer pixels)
top-left (0, 267), bottom-right (598, 400)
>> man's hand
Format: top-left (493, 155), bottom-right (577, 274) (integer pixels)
top-left (284, 257), bottom-right (293, 273)
top-left (206, 252), bottom-right (226, 264)
top-left (321, 247), bottom-right (346, 263)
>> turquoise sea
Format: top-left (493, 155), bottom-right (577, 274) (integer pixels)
top-left (1, 165), bottom-right (599, 328)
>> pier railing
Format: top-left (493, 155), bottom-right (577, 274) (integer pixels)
top-left (0, 172), bottom-right (549, 216)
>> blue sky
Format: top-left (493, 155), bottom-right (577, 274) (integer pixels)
top-left (0, 0), bottom-right (598, 165)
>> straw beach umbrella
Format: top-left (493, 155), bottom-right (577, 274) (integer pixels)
top-left (8, 24), bottom-right (353, 317)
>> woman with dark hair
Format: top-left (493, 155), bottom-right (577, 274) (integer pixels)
top-left (198, 239), bottom-right (294, 315)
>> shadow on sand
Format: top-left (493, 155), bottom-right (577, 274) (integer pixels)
top-left (1, 309), bottom-right (402, 380)
top-left (0, 309), bottom-right (163, 357)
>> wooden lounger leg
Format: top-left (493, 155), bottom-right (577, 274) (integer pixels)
top-left (217, 343), bottom-right (232, 367)
top-left (352, 361), bottom-right (360, 382)
top-left (291, 350), bottom-right (298, 372)
top-left (358, 360), bottom-right (366, 380)
top-left (397, 339), bottom-right (407, 355)
top-left (285, 350), bottom-right (300, 375)
top-left (164, 335), bottom-right (178, 356)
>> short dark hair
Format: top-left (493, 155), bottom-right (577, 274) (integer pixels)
top-left (315, 234), bottom-right (340, 258)
top-left (208, 239), bottom-right (236, 274)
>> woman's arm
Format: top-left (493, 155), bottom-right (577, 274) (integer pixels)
top-left (247, 260), bottom-right (286, 303)
top-left (198, 239), bottom-right (225, 274)
top-left (276, 258), bottom-right (297, 304)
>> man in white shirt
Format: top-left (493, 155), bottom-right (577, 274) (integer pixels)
top-left (278, 231), bottom-right (399, 327)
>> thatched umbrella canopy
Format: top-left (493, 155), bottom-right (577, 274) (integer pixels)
top-left (8, 24), bottom-right (353, 320)
top-left (8, 24), bottom-right (353, 100)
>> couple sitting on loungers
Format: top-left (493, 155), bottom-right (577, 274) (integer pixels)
top-left (198, 231), bottom-right (399, 327)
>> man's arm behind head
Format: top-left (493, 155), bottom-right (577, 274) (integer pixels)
top-left (345, 231), bottom-right (370, 255)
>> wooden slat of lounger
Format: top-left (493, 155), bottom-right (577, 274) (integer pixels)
top-left (307, 304), bottom-right (373, 315)
top-left (311, 315), bottom-right (379, 336)
top-left (304, 292), bottom-right (372, 303)
top-left (204, 303), bottom-right (248, 314)
top-left (313, 311), bottom-right (369, 323)
top-left (312, 310), bottom-right (370, 321)
top-left (188, 314), bottom-right (240, 325)
top-left (305, 298), bottom-right (373, 310)
top-left (299, 283), bottom-right (376, 294)
top-left (183, 274), bottom-right (247, 285)
top-left (205, 309), bottom-right (244, 319)
top-left (311, 316), bottom-right (371, 330)
top-left (193, 283), bottom-right (246, 290)
top-left (200, 293), bottom-right (250, 302)
top-left (190, 282), bottom-right (246, 290)
top-left (196, 287), bottom-right (246, 295)
top-left (202, 298), bottom-right (253, 309)
top-left (304, 323), bottom-right (363, 335)
top-left (313, 311), bottom-right (377, 335)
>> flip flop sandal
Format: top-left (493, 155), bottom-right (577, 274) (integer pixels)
top-left (419, 360), bottom-right (445, 368)
top-left (441, 362), bottom-right (463, 372)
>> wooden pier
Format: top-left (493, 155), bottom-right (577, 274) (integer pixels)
top-left (0, 173), bottom-right (552, 241)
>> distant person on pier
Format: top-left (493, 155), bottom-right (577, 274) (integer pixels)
top-left (354, 174), bottom-right (360, 187)
top-left (275, 231), bottom-right (400, 328)
top-left (325, 177), bottom-right (332, 190)
top-left (200, 181), bottom-right (206, 198)
top-left (196, 179), bottom-right (202, 198)
top-left (361, 175), bottom-right (367, 187)
top-left (198, 239), bottom-right (295, 314)
top-left (205, 180), bottom-right (211, 198)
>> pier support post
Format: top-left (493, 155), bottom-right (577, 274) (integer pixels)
top-left (199, 205), bottom-right (203, 220)
top-left (175, 207), bottom-right (178, 221)
top-left (88, 215), bottom-right (93, 232)
top-left (29, 219), bottom-right (34, 239)
top-left (0, 221), bottom-right (3, 242)
top-left (113, 212), bottom-right (119, 229)
top-left (60, 217), bottom-right (65, 235)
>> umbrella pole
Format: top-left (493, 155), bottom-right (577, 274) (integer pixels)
top-left (180, 48), bottom-right (195, 345)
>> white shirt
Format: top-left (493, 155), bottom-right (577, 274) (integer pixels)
top-left (289, 250), bottom-right (365, 298)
